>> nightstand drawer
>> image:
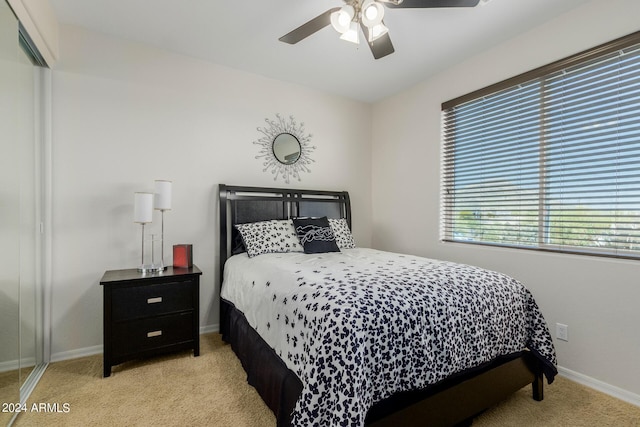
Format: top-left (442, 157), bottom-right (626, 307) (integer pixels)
top-left (112, 312), bottom-right (194, 357)
top-left (112, 280), bottom-right (193, 321)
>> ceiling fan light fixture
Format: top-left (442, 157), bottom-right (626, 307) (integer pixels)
top-left (368, 22), bottom-right (388, 42)
top-left (361, 0), bottom-right (384, 28)
top-left (279, 0), bottom-right (480, 59)
top-left (330, 5), bottom-right (355, 33)
top-left (339, 21), bottom-right (360, 44)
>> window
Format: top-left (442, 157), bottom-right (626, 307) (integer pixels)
top-left (441, 31), bottom-right (640, 259)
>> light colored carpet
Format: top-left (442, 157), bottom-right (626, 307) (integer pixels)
top-left (14, 333), bottom-right (640, 426)
top-left (1, 369), bottom-right (20, 426)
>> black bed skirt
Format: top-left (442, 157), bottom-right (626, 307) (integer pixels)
top-left (221, 299), bottom-right (302, 426)
top-left (220, 299), bottom-right (540, 427)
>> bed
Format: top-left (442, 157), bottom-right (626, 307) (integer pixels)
top-left (218, 184), bottom-right (557, 427)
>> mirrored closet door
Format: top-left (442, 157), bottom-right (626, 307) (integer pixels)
top-left (0, 1), bottom-right (21, 423)
top-left (1, 0), bottom-right (47, 425)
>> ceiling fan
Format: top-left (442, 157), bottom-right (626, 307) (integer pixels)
top-left (279, 0), bottom-right (481, 60)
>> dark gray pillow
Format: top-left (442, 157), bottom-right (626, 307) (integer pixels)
top-left (292, 216), bottom-right (340, 254)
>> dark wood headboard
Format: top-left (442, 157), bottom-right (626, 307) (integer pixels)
top-left (218, 184), bottom-right (351, 279)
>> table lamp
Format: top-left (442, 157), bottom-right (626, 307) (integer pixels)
top-left (154, 180), bottom-right (172, 271)
top-left (134, 192), bottom-right (156, 273)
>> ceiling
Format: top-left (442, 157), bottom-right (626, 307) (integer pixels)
top-left (50, 0), bottom-right (594, 103)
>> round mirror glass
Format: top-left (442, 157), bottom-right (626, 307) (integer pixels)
top-left (272, 133), bottom-right (301, 165)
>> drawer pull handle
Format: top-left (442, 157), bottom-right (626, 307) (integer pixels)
top-left (147, 330), bottom-right (162, 338)
top-left (147, 297), bottom-right (163, 304)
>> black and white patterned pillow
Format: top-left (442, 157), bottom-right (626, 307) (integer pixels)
top-left (328, 218), bottom-right (356, 249)
top-left (292, 217), bottom-right (341, 254)
top-left (235, 219), bottom-right (304, 257)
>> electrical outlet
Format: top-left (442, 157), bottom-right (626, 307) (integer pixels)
top-left (556, 323), bottom-right (568, 342)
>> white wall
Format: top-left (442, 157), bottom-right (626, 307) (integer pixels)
top-left (50, 25), bottom-right (372, 359)
top-left (372, 0), bottom-right (640, 399)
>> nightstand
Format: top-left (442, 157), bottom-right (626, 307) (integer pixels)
top-left (100, 265), bottom-right (202, 377)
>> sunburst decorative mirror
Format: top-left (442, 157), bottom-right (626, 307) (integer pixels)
top-left (253, 114), bottom-right (315, 184)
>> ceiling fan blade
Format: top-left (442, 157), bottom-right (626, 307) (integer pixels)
top-left (385, 0), bottom-right (480, 8)
top-left (279, 7), bottom-right (341, 44)
top-left (361, 23), bottom-right (395, 60)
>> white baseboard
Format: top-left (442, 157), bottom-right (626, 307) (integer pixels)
top-left (0, 358), bottom-right (19, 373)
top-left (50, 345), bottom-right (103, 363)
top-left (49, 325), bottom-right (221, 363)
top-left (200, 323), bottom-right (219, 334)
top-left (0, 357), bottom-right (36, 373)
top-left (558, 366), bottom-right (640, 408)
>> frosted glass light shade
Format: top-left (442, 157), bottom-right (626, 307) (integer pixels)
top-left (340, 21), bottom-right (360, 44)
top-left (330, 5), bottom-right (355, 34)
top-left (134, 192), bottom-right (154, 223)
top-left (154, 180), bottom-right (172, 211)
top-left (368, 23), bottom-right (389, 41)
top-left (361, 0), bottom-right (384, 27)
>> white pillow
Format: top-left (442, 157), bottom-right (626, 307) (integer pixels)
top-left (235, 219), bottom-right (304, 257)
top-left (328, 218), bottom-right (356, 249)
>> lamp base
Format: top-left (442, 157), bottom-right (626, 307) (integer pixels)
top-left (154, 260), bottom-right (168, 272)
top-left (137, 264), bottom-right (163, 274)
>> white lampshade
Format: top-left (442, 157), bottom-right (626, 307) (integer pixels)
top-left (340, 21), bottom-right (360, 44)
top-left (154, 180), bottom-right (172, 211)
top-left (330, 5), bottom-right (355, 34)
top-left (134, 192), bottom-right (154, 224)
top-left (361, 0), bottom-right (384, 28)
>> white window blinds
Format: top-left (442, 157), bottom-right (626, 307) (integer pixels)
top-left (441, 31), bottom-right (640, 259)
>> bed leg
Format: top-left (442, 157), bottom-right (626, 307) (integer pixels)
top-left (532, 371), bottom-right (544, 401)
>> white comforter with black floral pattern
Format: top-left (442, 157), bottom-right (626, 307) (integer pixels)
top-left (221, 248), bottom-right (557, 427)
